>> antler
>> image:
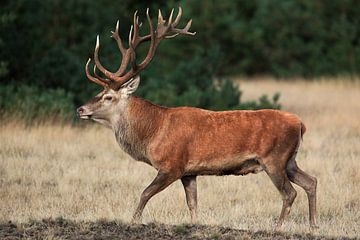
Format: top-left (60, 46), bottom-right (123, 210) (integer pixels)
top-left (85, 7), bottom-right (195, 89)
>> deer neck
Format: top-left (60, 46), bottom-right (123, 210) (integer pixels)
top-left (112, 96), bottom-right (166, 161)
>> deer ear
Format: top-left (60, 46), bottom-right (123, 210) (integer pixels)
top-left (121, 75), bottom-right (140, 95)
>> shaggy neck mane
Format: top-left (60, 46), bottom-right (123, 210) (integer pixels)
top-left (113, 96), bottom-right (167, 156)
top-left (127, 96), bottom-right (167, 141)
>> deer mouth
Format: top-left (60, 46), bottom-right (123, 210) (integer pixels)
top-left (79, 114), bottom-right (92, 120)
top-left (77, 106), bottom-right (94, 119)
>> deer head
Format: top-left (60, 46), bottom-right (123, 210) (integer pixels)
top-left (77, 7), bottom-right (195, 127)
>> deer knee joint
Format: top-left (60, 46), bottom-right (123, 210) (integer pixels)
top-left (308, 177), bottom-right (317, 194)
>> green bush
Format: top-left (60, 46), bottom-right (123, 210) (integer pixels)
top-left (138, 45), bottom-right (280, 110)
top-left (0, 84), bottom-right (75, 121)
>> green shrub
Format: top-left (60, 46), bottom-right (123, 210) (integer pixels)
top-left (0, 84), bottom-right (75, 122)
top-left (237, 93), bottom-right (281, 110)
top-left (138, 46), bottom-right (281, 111)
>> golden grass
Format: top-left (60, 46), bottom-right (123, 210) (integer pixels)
top-left (1, 78), bottom-right (359, 238)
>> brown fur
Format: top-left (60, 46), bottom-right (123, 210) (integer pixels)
top-left (126, 97), bottom-right (300, 175)
top-left (78, 91), bottom-right (317, 230)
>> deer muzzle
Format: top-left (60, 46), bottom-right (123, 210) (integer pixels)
top-left (77, 106), bottom-right (93, 119)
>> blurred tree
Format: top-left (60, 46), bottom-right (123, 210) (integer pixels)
top-left (0, 4), bottom-right (16, 78)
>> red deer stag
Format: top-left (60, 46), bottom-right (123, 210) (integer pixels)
top-left (77, 7), bottom-right (318, 230)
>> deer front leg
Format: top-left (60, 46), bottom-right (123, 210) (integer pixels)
top-left (181, 176), bottom-right (198, 223)
top-left (132, 171), bottom-right (178, 223)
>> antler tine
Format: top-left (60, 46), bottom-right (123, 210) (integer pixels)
top-left (167, 19), bottom-right (196, 37)
top-left (164, 33), bottom-right (180, 39)
top-left (128, 25), bottom-right (134, 48)
top-left (184, 19), bottom-right (196, 34)
top-left (93, 35), bottom-right (113, 79)
top-left (167, 8), bottom-right (174, 26)
top-left (132, 11), bottom-right (139, 41)
top-left (111, 20), bottom-right (126, 55)
top-left (172, 7), bottom-right (182, 26)
top-left (128, 25), bottom-right (137, 71)
top-left (93, 64), bottom-right (109, 82)
top-left (85, 58), bottom-right (108, 87)
top-left (158, 9), bottom-right (165, 25)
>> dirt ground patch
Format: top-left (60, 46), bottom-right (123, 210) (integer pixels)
top-left (0, 219), bottom-right (353, 240)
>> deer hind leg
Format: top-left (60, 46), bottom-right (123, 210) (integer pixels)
top-left (132, 171), bottom-right (178, 223)
top-left (181, 176), bottom-right (198, 223)
top-left (286, 158), bottom-right (318, 229)
top-left (266, 168), bottom-right (297, 231)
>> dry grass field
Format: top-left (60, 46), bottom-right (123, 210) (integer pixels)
top-left (1, 78), bottom-right (359, 239)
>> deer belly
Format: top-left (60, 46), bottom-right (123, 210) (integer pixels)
top-left (184, 153), bottom-right (263, 176)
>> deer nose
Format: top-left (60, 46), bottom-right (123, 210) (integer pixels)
top-left (77, 106), bottom-right (85, 115)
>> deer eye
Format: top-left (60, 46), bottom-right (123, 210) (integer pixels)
top-left (103, 95), bottom-right (113, 101)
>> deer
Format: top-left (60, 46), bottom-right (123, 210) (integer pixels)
top-left (77, 7), bottom-right (318, 230)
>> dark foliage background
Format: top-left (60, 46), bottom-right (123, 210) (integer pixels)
top-left (1, 0), bottom-right (359, 120)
